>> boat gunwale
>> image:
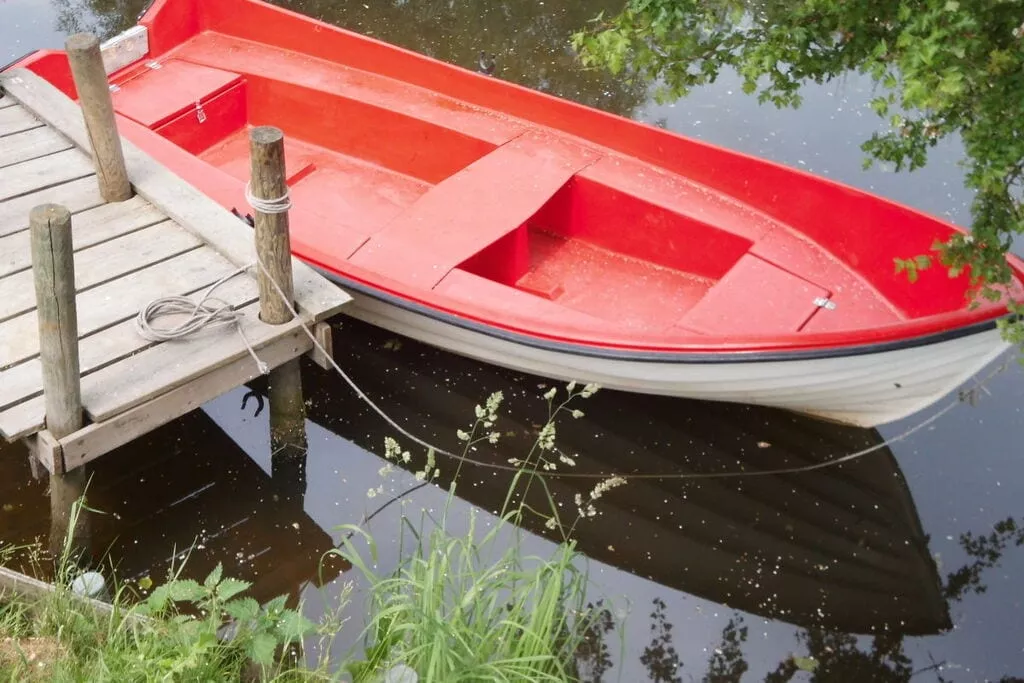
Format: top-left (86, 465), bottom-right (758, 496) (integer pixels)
top-left (320, 268), bottom-right (1016, 364)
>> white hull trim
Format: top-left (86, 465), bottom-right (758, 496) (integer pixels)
top-left (334, 288), bottom-right (1011, 428)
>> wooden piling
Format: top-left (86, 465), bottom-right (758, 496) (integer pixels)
top-left (249, 126), bottom-right (308, 455)
top-left (64, 33), bottom-right (132, 203)
top-left (29, 203), bottom-right (90, 560)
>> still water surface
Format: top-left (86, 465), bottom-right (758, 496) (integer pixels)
top-left (1, 1), bottom-right (1023, 680)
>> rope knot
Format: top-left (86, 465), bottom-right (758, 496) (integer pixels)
top-left (244, 181), bottom-right (292, 215)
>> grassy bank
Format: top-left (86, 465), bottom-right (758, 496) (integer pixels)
top-left (1, 383), bottom-right (621, 681)
top-left (0, 543), bottom-right (334, 681)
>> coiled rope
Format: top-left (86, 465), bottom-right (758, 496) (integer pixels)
top-left (135, 264), bottom-right (269, 375)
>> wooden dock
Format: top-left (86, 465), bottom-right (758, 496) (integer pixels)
top-left (0, 65), bottom-right (349, 476)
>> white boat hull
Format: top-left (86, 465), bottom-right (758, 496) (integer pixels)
top-left (331, 286), bottom-right (1011, 428)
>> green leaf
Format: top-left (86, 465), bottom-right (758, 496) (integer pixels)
top-left (276, 609), bottom-right (317, 642)
top-left (248, 632), bottom-right (278, 666)
top-left (204, 563), bottom-right (224, 590)
top-left (263, 594), bottom-right (289, 615)
top-left (216, 577), bottom-right (252, 602)
top-left (224, 597), bottom-right (261, 623)
top-left (167, 579), bottom-right (207, 604)
top-left (793, 656), bottom-right (819, 672)
top-left (140, 584), bottom-right (172, 614)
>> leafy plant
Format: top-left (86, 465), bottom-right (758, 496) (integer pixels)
top-left (0, 498), bottom-right (334, 682)
top-left (333, 383), bottom-right (625, 681)
top-left (137, 562), bottom-right (317, 673)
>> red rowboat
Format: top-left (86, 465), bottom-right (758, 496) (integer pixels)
top-left (8, 0), bottom-right (1024, 427)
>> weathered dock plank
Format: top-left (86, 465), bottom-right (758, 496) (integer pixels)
top-left (2, 70), bottom-right (350, 323)
top-left (0, 148), bottom-right (94, 202)
top-left (85, 303), bottom-right (311, 421)
top-left (0, 196), bottom-right (167, 278)
top-left (0, 305), bottom-right (305, 448)
top-left (0, 176), bottom-right (104, 238)
top-left (0, 126), bottom-right (73, 169)
top-left (0, 222), bottom-right (201, 322)
top-left (62, 324), bottom-right (309, 472)
top-left (0, 276), bottom-right (260, 416)
top-left (0, 247), bottom-right (240, 371)
top-left (0, 105), bottom-right (42, 136)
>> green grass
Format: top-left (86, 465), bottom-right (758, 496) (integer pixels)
top-left (335, 383), bottom-right (622, 682)
top-left (0, 504), bottom-right (339, 682)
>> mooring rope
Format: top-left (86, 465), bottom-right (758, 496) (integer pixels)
top-left (251, 254), bottom-right (1012, 481)
top-left (134, 264), bottom-right (268, 375)
top-left (244, 181), bottom-right (292, 214)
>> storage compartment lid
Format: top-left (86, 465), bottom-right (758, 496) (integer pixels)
top-left (111, 59), bottom-right (242, 129)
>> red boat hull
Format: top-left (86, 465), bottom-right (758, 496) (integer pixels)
top-left (6, 0), bottom-right (1023, 424)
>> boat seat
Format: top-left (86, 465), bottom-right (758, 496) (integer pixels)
top-left (677, 254), bottom-right (831, 335)
top-left (347, 130), bottom-right (601, 289)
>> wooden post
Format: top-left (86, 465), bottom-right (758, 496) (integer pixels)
top-left (249, 126), bottom-right (308, 457)
top-left (29, 204), bottom-right (90, 561)
top-left (64, 33), bottom-right (132, 203)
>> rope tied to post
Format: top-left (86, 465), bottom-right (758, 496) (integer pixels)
top-left (244, 181), bottom-right (292, 215)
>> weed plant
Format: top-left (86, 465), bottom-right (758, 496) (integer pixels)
top-left (336, 382), bottom-right (625, 682)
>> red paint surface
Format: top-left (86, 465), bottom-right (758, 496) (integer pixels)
top-left (10, 0), bottom-right (1024, 355)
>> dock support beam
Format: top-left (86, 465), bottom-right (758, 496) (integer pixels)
top-left (30, 204), bottom-right (90, 561)
top-left (65, 33), bottom-right (132, 203)
top-left (249, 126), bottom-right (308, 479)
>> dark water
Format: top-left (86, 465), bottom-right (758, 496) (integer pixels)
top-left (2, 1), bottom-right (1024, 680)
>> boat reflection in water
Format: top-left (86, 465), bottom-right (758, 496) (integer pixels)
top-left (0, 313), bottom-right (951, 671)
top-left (266, 316), bottom-right (951, 638)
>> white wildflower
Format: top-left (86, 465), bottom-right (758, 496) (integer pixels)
top-left (574, 493), bottom-right (584, 506)
top-left (566, 381), bottom-right (577, 392)
top-left (401, 451), bottom-right (411, 463)
top-left (538, 422), bottom-right (556, 451)
top-left (544, 517), bottom-right (558, 530)
top-left (543, 387), bottom-right (557, 400)
top-left (558, 453), bottom-right (576, 467)
top-left (589, 475), bottom-right (627, 501)
top-left (485, 391), bottom-right (504, 420)
top-left (488, 432), bottom-right (500, 444)
top-left (571, 409), bottom-right (584, 419)
top-left (580, 383), bottom-right (600, 398)
top-left (383, 436), bottom-right (401, 461)
top-left (378, 463), bottom-right (394, 477)
top-left (414, 471), bottom-right (426, 481)
top-left (457, 429), bottom-right (471, 442)
top-left (367, 487), bottom-right (379, 499)
top-left (475, 404), bottom-right (485, 419)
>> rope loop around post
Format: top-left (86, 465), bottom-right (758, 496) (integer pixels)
top-left (244, 181), bottom-right (292, 215)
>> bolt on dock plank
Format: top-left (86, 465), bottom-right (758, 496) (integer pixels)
top-left (0, 64), bottom-right (349, 475)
